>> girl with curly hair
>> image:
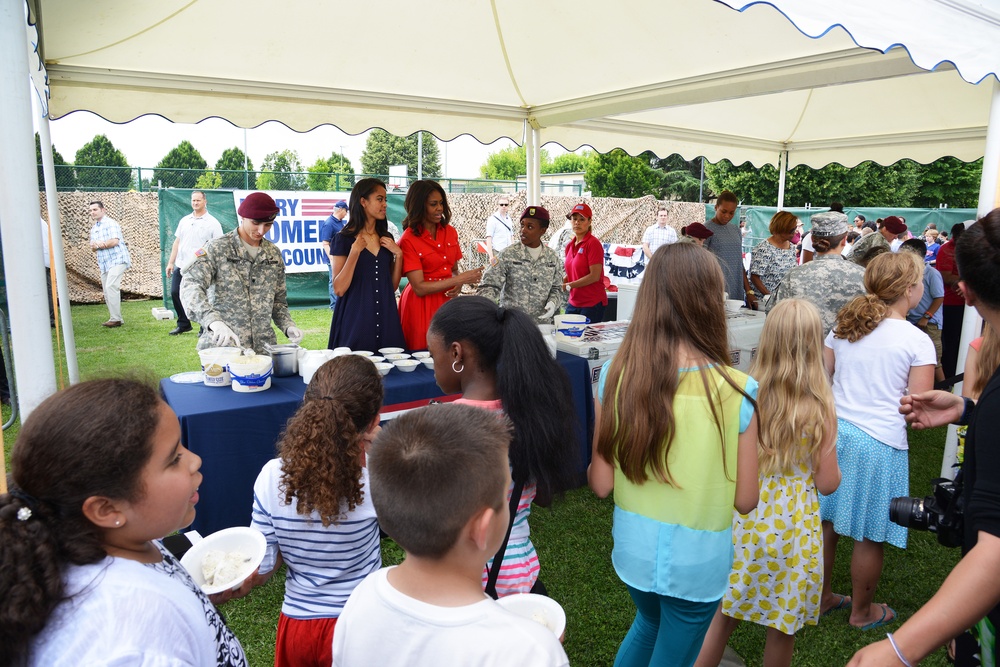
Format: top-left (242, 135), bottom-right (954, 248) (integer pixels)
top-left (0, 379), bottom-right (247, 666)
top-left (250, 354), bottom-right (384, 667)
top-left (820, 251), bottom-right (936, 631)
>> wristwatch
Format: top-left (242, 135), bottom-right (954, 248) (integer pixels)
top-left (924, 312), bottom-right (934, 319)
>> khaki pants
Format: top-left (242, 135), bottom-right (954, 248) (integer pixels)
top-left (101, 263), bottom-right (128, 323)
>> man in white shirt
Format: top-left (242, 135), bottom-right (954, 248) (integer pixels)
top-left (165, 191), bottom-right (223, 335)
top-left (484, 197), bottom-right (514, 266)
top-left (641, 208), bottom-right (679, 259)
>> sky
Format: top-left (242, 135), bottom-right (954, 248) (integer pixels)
top-left (40, 110), bottom-right (566, 181)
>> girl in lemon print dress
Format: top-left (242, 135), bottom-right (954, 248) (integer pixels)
top-left (695, 299), bottom-right (841, 667)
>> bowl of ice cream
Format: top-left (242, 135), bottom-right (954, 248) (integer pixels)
top-left (384, 353), bottom-right (411, 361)
top-left (179, 527), bottom-right (266, 595)
top-left (393, 359), bottom-right (420, 372)
top-left (374, 362), bottom-right (394, 376)
top-left (411, 351), bottom-right (431, 359)
top-left (496, 593), bottom-right (566, 639)
top-left (378, 347), bottom-right (405, 355)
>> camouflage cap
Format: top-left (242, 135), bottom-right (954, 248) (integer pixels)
top-left (810, 210), bottom-right (849, 237)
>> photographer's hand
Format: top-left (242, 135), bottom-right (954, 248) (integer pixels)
top-left (900, 391), bottom-right (964, 429)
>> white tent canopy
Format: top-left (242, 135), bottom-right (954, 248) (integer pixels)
top-left (6, 0), bottom-right (1000, 420)
top-left (28, 0), bottom-right (1000, 168)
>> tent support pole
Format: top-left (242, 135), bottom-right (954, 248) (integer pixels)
top-left (0, 2), bottom-right (57, 419)
top-left (776, 150), bottom-right (788, 210)
top-left (417, 132), bottom-right (423, 181)
top-left (524, 120), bottom-right (536, 203)
top-left (38, 115), bottom-right (80, 384)
top-left (530, 127), bottom-right (541, 204)
top-left (940, 79), bottom-right (1000, 478)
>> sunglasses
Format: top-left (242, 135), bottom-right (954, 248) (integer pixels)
top-left (499, 203), bottom-right (509, 207)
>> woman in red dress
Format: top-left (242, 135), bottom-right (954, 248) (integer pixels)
top-left (397, 181), bottom-right (484, 350)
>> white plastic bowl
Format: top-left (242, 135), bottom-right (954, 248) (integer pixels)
top-left (725, 299), bottom-right (744, 313)
top-left (496, 593), bottom-right (566, 638)
top-left (374, 362), bottom-right (394, 376)
top-left (411, 351), bottom-right (431, 359)
top-left (393, 359), bottom-right (420, 372)
top-left (332, 347), bottom-right (352, 355)
top-left (384, 353), bottom-right (411, 361)
top-left (420, 357), bottom-right (434, 369)
top-left (352, 350), bottom-right (374, 357)
top-left (179, 527), bottom-right (266, 595)
top-left (367, 355), bottom-right (385, 364)
top-left (378, 347), bottom-right (405, 355)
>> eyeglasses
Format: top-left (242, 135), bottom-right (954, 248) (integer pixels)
top-left (499, 203), bottom-right (509, 207)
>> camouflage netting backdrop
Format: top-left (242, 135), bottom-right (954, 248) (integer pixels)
top-left (42, 192), bottom-right (706, 303)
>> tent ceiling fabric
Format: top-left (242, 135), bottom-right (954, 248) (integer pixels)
top-left (29, 0), bottom-right (999, 168)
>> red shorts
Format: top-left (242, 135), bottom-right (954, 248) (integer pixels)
top-left (274, 612), bottom-right (338, 667)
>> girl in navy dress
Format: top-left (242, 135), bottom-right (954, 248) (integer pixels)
top-left (328, 178), bottom-right (406, 351)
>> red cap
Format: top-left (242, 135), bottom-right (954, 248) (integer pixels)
top-left (238, 192), bottom-right (279, 221)
top-left (566, 203), bottom-right (593, 219)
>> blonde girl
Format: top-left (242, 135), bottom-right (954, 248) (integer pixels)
top-left (250, 355), bottom-right (384, 667)
top-left (820, 251), bottom-right (936, 631)
top-left (695, 299), bottom-right (840, 667)
top-left (588, 243), bottom-right (760, 667)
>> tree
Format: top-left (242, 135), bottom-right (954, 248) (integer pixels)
top-left (35, 132), bottom-right (76, 190)
top-left (256, 149), bottom-right (305, 190)
top-left (705, 159), bottom-right (922, 207)
top-left (153, 140), bottom-right (207, 189)
top-left (585, 149), bottom-right (662, 198)
top-left (194, 171), bottom-right (223, 190)
top-left (546, 152), bottom-right (590, 174)
top-left (306, 151), bottom-right (355, 191)
top-left (215, 147), bottom-right (256, 189)
top-left (75, 134), bottom-right (130, 190)
top-left (645, 153), bottom-right (706, 202)
top-left (360, 130), bottom-right (442, 181)
top-left (911, 157), bottom-right (982, 209)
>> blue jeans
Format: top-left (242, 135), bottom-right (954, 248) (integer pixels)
top-left (565, 302), bottom-right (605, 324)
top-left (613, 585), bottom-right (718, 667)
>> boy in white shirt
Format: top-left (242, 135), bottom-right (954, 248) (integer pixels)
top-left (332, 404), bottom-right (569, 667)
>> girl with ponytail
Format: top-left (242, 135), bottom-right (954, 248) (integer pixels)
top-left (820, 251), bottom-right (936, 631)
top-left (426, 295), bottom-right (579, 597)
top-left (251, 354), bottom-right (384, 666)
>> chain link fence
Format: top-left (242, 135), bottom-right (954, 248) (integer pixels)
top-left (38, 166), bottom-right (583, 196)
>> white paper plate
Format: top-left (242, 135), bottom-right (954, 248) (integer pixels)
top-left (170, 371), bottom-right (205, 384)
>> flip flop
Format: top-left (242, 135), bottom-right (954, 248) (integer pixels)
top-left (857, 604), bottom-right (897, 631)
top-left (821, 593), bottom-right (852, 617)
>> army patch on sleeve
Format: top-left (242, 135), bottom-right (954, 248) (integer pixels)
top-left (194, 248), bottom-right (206, 257)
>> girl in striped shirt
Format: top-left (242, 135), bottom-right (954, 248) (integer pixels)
top-left (251, 355), bottom-right (384, 667)
top-left (426, 295), bottom-right (579, 597)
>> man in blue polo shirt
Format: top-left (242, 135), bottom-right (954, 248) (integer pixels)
top-left (321, 200), bottom-right (349, 310)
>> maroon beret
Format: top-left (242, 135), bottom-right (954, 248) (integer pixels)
top-left (238, 192), bottom-right (279, 221)
top-left (520, 205), bottom-right (551, 224)
top-left (681, 222), bottom-right (714, 239)
top-left (881, 216), bottom-right (907, 234)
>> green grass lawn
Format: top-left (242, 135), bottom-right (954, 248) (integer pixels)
top-left (4, 300), bottom-right (960, 666)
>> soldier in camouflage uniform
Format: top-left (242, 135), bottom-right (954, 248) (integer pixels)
top-left (765, 211), bottom-right (866, 333)
top-left (845, 215), bottom-right (907, 265)
top-left (478, 205), bottom-right (565, 323)
top-left (181, 192), bottom-right (303, 354)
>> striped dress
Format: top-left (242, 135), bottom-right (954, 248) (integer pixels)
top-left (453, 397), bottom-right (541, 596)
top-left (251, 458), bottom-right (381, 619)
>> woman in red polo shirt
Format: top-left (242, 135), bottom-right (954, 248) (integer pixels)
top-left (563, 203), bottom-right (608, 323)
top-left (397, 180), bottom-right (484, 350)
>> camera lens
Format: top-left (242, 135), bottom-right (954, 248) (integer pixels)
top-left (889, 497), bottom-right (928, 529)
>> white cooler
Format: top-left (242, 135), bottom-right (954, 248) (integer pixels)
top-left (727, 309), bottom-right (767, 372)
top-left (556, 321), bottom-right (629, 396)
top-left (556, 311), bottom-right (766, 396)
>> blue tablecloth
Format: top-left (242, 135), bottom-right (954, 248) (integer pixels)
top-left (161, 351), bottom-right (594, 534)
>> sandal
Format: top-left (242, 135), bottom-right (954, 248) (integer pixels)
top-left (856, 603), bottom-right (897, 631)
top-left (821, 593), bottom-right (852, 617)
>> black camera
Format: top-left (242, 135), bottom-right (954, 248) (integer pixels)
top-left (889, 474), bottom-right (964, 548)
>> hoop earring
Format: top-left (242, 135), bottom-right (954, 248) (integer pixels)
top-left (452, 360), bottom-right (464, 373)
